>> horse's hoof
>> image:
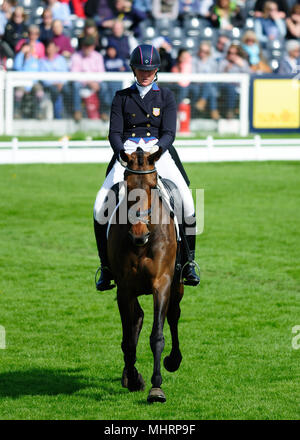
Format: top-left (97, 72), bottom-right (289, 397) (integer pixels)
top-left (147, 387), bottom-right (166, 403)
top-left (122, 368), bottom-right (145, 391)
top-left (128, 373), bottom-right (145, 392)
top-left (163, 353), bottom-right (182, 372)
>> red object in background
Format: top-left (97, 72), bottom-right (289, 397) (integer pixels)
top-left (83, 93), bottom-right (100, 119)
top-left (178, 99), bottom-right (191, 134)
top-left (59, 0), bottom-right (86, 18)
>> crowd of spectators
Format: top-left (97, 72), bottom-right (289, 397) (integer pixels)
top-left (0, 0), bottom-right (299, 121)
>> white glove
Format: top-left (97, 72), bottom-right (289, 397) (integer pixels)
top-left (149, 145), bottom-right (159, 154)
top-left (118, 150), bottom-right (128, 167)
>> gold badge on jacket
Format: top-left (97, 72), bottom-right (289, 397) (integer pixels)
top-left (153, 108), bottom-right (160, 117)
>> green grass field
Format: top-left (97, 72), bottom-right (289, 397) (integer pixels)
top-left (0, 161), bottom-right (299, 420)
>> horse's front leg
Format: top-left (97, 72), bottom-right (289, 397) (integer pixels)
top-left (148, 277), bottom-right (171, 403)
top-left (164, 279), bottom-right (184, 373)
top-left (117, 290), bottom-right (145, 392)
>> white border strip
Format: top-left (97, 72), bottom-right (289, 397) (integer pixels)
top-left (1, 137), bottom-right (300, 164)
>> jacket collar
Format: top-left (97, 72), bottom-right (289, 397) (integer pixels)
top-left (130, 82), bottom-right (160, 92)
top-left (130, 82), bottom-right (160, 113)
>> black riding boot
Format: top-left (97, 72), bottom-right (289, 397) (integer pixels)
top-left (182, 216), bottom-right (200, 286)
top-left (94, 218), bottom-right (115, 291)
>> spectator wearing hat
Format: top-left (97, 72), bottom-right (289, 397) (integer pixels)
top-left (278, 39), bottom-right (300, 74)
top-left (78, 18), bottom-right (101, 51)
top-left (70, 35), bottom-right (106, 121)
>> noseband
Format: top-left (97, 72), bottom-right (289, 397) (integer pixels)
top-left (124, 166), bottom-right (157, 175)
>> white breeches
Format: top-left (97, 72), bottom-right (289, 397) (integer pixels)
top-left (93, 138), bottom-right (195, 224)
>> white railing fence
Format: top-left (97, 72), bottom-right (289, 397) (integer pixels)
top-left (3, 71), bottom-right (250, 136)
top-left (1, 136), bottom-right (300, 164)
top-left (0, 70), bottom-right (5, 136)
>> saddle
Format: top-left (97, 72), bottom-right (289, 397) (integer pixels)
top-left (158, 178), bottom-right (183, 240)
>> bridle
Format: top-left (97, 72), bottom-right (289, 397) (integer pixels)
top-left (124, 166), bottom-right (157, 175)
top-left (124, 165), bottom-right (158, 225)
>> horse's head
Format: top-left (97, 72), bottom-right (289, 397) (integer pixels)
top-left (120, 146), bottom-right (162, 186)
top-left (120, 146), bottom-right (163, 246)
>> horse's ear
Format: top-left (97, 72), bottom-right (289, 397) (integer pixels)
top-left (148, 146), bottom-right (163, 165)
top-left (119, 149), bottom-right (130, 164)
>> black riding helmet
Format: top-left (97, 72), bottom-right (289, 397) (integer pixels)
top-left (130, 44), bottom-right (161, 71)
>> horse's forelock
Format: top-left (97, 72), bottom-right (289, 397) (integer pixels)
top-left (136, 147), bottom-right (144, 167)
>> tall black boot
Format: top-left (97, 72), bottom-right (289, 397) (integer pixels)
top-left (94, 218), bottom-right (115, 291)
top-left (181, 216), bottom-right (200, 286)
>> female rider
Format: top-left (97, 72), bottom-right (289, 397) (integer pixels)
top-left (94, 44), bottom-right (200, 291)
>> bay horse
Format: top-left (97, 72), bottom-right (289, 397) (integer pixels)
top-left (107, 146), bottom-right (184, 403)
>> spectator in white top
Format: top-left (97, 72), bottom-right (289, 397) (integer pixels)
top-left (198, 0), bottom-right (214, 18)
top-left (46, 0), bottom-right (72, 28)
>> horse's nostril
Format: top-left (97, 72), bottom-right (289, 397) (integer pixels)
top-left (129, 226), bottom-right (150, 246)
top-left (136, 236), bottom-right (148, 246)
top-left (129, 232), bottom-right (150, 246)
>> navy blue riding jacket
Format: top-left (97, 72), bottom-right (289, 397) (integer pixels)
top-left (108, 82), bottom-right (177, 155)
